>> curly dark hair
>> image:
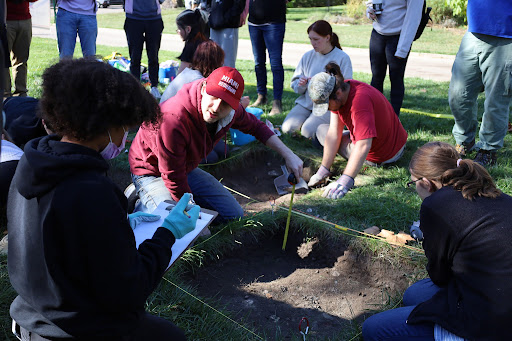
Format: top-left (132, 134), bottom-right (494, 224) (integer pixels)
top-left (39, 58), bottom-right (161, 141)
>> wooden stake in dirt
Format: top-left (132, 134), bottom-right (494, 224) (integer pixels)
top-left (282, 173), bottom-right (297, 251)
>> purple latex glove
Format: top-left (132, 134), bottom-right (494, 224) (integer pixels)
top-left (322, 174), bottom-right (354, 199)
top-left (308, 165), bottom-right (331, 187)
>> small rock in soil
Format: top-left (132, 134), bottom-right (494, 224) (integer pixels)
top-left (267, 170), bottom-right (280, 176)
top-left (269, 314), bottom-right (280, 323)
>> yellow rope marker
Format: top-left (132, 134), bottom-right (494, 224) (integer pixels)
top-left (282, 173), bottom-right (297, 251)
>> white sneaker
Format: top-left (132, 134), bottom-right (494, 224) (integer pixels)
top-left (0, 234), bottom-right (8, 255)
top-left (150, 87), bottom-right (161, 100)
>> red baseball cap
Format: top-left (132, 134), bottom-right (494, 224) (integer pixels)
top-left (205, 67), bottom-right (245, 110)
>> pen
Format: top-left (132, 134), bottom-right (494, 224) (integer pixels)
top-left (183, 210), bottom-right (191, 218)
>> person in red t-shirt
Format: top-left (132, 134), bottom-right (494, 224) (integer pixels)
top-left (4, 0), bottom-right (37, 97)
top-left (307, 62), bottom-right (407, 199)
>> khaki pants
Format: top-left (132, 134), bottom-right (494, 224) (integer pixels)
top-left (4, 19), bottom-right (32, 97)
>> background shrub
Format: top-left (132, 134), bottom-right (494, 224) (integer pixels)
top-left (288, 0), bottom-right (345, 8)
top-left (345, 0), bottom-right (365, 19)
top-left (428, 0), bottom-right (466, 26)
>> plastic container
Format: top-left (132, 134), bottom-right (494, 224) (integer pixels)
top-left (158, 65), bottom-right (179, 84)
top-left (158, 67), bottom-right (171, 84)
top-left (230, 107), bottom-right (264, 146)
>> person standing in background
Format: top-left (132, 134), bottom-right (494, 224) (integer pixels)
top-left (175, 9), bottom-right (208, 74)
top-left (124, 0), bottom-right (164, 99)
top-left (247, 0), bottom-right (287, 115)
top-left (4, 0), bottom-right (37, 97)
top-left (208, 0), bottom-right (247, 68)
top-left (56, 0), bottom-right (97, 59)
top-left (366, 0), bottom-right (423, 116)
top-left (449, 0), bottom-right (512, 167)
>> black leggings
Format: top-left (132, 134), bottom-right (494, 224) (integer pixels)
top-left (0, 160), bottom-right (18, 207)
top-left (369, 29), bottom-right (409, 116)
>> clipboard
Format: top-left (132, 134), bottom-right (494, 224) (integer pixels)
top-left (132, 201), bottom-right (218, 269)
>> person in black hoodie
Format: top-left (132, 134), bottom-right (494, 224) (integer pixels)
top-left (363, 141), bottom-right (512, 341)
top-left (7, 58), bottom-right (200, 340)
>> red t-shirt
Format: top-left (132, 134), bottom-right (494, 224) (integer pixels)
top-left (333, 80), bottom-right (407, 163)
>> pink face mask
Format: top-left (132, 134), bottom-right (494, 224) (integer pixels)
top-left (100, 128), bottom-right (128, 160)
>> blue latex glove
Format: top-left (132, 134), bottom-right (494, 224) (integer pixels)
top-left (161, 193), bottom-right (200, 239)
top-left (128, 212), bottom-right (161, 230)
top-left (322, 174), bottom-right (354, 199)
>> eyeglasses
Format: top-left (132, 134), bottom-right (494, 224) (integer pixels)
top-left (406, 178), bottom-right (422, 188)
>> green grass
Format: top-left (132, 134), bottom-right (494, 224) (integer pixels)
top-left (1, 36), bottom-right (511, 340)
top-left (96, 6), bottom-right (465, 55)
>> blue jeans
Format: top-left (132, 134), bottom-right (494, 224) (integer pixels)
top-left (450, 32), bottom-right (512, 151)
top-left (56, 8), bottom-right (97, 59)
top-left (370, 29), bottom-right (409, 116)
top-left (132, 168), bottom-right (243, 223)
top-left (248, 23), bottom-right (285, 100)
top-left (362, 279), bottom-right (439, 340)
top-left (124, 18), bottom-right (164, 86)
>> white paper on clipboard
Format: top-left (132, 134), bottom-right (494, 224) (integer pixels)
top-left (133, 201), bottom-right (217, 269)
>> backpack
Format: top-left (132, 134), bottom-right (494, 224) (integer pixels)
top-left (414, 0), bottom-right (432, 41)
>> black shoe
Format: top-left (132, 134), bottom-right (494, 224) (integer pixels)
top-left (474, 149), bottom-right (497, 167)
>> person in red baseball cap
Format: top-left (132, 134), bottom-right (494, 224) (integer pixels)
top-left (129, 66), bottom-right (304, 223)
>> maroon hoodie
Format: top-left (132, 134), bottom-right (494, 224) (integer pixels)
top-left (129, 79), bottom-right (274, 201)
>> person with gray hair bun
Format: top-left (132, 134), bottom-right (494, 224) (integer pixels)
top-left (307, 62), bottom-right (407, 199)
top-left (363, 141), bottom-right (512, 340)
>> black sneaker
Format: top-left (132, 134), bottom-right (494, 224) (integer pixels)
top-left (455, 139), bottom-right (475, 157)
top-left (474, 149), bottom-right (497, 167)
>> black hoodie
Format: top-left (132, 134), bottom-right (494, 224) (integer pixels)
top-left (7, 135), bottom-right (176, 339)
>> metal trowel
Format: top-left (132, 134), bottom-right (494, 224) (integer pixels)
top-left (273, 165), bottom-right (308, 196)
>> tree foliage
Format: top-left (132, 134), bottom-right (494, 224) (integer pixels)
top-left (445, 0), bottom-right (467, 22)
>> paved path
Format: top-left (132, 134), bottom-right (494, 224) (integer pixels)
top-left (33, 25), bottom-right (454, 82)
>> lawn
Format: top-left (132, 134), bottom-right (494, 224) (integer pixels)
top-left (1, 36), bottom-right (511, 340)
top-left (96, 6), bottom-right (465, 55)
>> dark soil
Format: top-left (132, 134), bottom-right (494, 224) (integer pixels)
top-left (185, 231), bottom-right (413, 340)
top-left (206, 149), bottom-right (315, 213)
top-left (190, 150), bottom-right (413, 340)
top-left (111, 148), bottom-right (414, 340)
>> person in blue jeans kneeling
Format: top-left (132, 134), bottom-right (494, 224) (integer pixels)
top-left (129, 66), bottom-right (303, 223)
top-left (362, 141), bottom-right (512, 340)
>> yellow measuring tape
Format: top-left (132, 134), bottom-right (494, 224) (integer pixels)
top-left (223, 184), bottom-right (425, 254)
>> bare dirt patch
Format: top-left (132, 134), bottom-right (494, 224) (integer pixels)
top-left (206, 149), bottom-right (315, 213)
top-left (111, 148), bottom-right (414, 339)
top-left (185, 232), bottom-right (413, 339)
